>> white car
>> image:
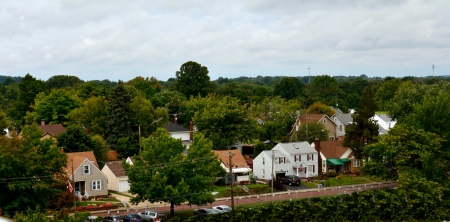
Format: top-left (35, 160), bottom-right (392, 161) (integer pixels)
top-left (212, 205), bottom-right (232, 214)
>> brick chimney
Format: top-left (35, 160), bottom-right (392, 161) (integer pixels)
top-left (41, 119), bottom-right (45, 126)
top-left (173, 115), bottom-right (178, 125)
top-left (314, 138), bottom-right (322, 173)
top-left (189, 121), bottom-right (193, 140)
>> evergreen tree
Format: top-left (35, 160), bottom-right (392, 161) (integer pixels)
top-left (343, 86), bottom-right (379, 158)
top-left (106, 81), bottom-right (137, 151)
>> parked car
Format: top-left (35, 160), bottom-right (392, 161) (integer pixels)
top-left (138, 210), bottom-right (166, 221)
top-left (103, 214), bottom-right (123, 222)
top-left (85, 216), bottom-right (99, 222)
top-left (123, 214), bottom-right (142, 222)
top-left (279, 175), bottom-right (301, 186)
top-left (212, 205), bottom-right (232, 214)
top-left (193, 208), bottom-right (218, 216)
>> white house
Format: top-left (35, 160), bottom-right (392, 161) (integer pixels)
top-left (253, 142), bottom-right (319, 180)
top-left (373, 114), bottom-right (396, 135)
top-left (165, 120), bottom-right (193, 149)
top-left (332, 108), bottom-right (353, 137)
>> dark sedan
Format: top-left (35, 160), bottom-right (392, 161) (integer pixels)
top-left (279, 175), bottom-right (301, 186)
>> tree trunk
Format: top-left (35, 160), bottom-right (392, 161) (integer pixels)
top-left (171, 201), bottom-right (175, 216)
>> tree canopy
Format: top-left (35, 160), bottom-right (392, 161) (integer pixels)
top-left (174, 61), bottom-right (211, 98)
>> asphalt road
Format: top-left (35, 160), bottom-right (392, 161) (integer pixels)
top-left (91, 181), bottom-right (398, 218)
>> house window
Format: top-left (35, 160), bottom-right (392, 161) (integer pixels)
top-left (329, 136), bottom-right (335, 141)
top-left (308, 165), bottom-right (313, 173)
top-left (294, 155), bottom-right (300, 162)
top-left (83, 165), bottom-right (90, 174)
top-left (278, 157), bottom-right (286, 164)
top-left (353, 159), bottom-right (361, 167)
top-left (323, 119), bottom-right (326, 123)
top-left (262, 170), bottom-right (265, 178)
top-left (339, 125), bottom-right (342, 131)
top-left (263, 157), bottom-right (265, 165)
top-left (307, 154), bottom-right (314, 161)
top-left (92, 180), bottom-right (101, 190)
top-left (322, 160), bottom-right (326, 169)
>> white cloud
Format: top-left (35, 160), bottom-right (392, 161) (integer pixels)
top-left (0, 0), bottom-right (449, 81)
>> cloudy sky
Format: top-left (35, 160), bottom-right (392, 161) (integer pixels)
top-left (1, 0), bottom-right (449, 82)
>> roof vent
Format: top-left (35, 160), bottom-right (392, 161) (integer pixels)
top-left (293, 144), bottom-right (299, 149)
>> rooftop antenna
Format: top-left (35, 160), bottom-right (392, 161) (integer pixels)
top-left (432, 64), bottom-right (435, 78)
top-left (308, 68), bottom-right (311, 84)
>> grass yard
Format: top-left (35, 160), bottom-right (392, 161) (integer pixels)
top-left (307, 174), bottom-right (385, 187)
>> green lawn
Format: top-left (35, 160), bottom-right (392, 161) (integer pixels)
top-left (308, 174), bottom-right (384, 187)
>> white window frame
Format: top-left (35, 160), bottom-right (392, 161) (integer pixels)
top-left (92, 180), bottom-right (101, 190)
top-left (322, 160), bottom-right (326, 169)
top-left (323, 119), bottom-right (326, 123)
top-left (307, 165), bottom-right (313, 173)
top-left (279, 157), bottom-right (286, 164)
top-left (83, 165), bottom-right (90, 174)
top-left (353, 159), bottom-right (361, 167)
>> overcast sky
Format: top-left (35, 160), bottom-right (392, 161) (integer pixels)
top-left (1, 0), bottom-right (449, 82)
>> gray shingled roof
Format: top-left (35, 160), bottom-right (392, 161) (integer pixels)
top-left (376, 114), bottom-right (395, 122)
top-left (334, 113), bottom-right (353, 125)
top-left (276, 141), bottom-right (317, 155)
top-left (165, 122), bottom-right (190, 132)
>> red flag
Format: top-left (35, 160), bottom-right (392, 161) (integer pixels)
top-left (68, 181), bottom-right (73, 193)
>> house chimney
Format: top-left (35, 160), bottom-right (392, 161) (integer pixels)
top-left (189, 121), bottom-right (193, 140)
top-left (314, 138), bottom-right (322, 174)
top-left (41, 119), bottom-right (45, 126)
top-left (174, 115), bottom-right (178, 125)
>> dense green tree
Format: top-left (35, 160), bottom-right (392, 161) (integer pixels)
top-left (45, 75), bottom-right (83, 90)
top-left (375, 78), bottom-right (402, 111)
top-left (126, 76), bottom-right (157, 100)
top-left (76, 81), bottom-right (111, 101)
top-left (7, 74), bottom-right (46, 128)
top-left (215, 82), bottom-right (250, 103)
top-left (173, 61), bottom-right (211, 98)
top-left (2, 76), bottom-right (17, 86)
top-left (0, 124), bottom-right (67, 214)
top-left (308, 75), bottom-right (344, 106)
top-left (130, 96), bottom-right (168, 138)
top-left (67, 96), bottom-right (108, 136)
top-left (32, 89), bottom-right (82, 125)
top-left (106, 81), bottom-right (136, 150)
top-left (273, 77), bottom-right (306, 100)
top-left (124, 129), bottom-right (223, 216)
top-left (57, 125), bottom-right (108, 167)
top-left (343, 86), bottom-right (379, 158)
top-left (193, 96), bottom-right (258, 149)
top-left (306, 102), bottom-right (334, 116)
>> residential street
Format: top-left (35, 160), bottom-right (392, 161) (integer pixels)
top-left (90, 181), bottom-right (397, 218)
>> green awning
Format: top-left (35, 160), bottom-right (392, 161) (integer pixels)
top-left (326, 158), bottom-right (344, 166)
top-left (340, 158), bottom-right (350, 163)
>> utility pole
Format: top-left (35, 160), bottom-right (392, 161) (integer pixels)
top-left (72, 158), bottom-right (76, 212)
top-left (432, 64), bottom-right (435, 78)
top-left (308, 68), bottom-right (311, 84)
top-left (228, 152), bottom-right (235, 210)
top-left (271, 150), bottom-right (274, 204)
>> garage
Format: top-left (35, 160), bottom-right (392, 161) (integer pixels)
top-left (118, 180), bottom-right (130, 192)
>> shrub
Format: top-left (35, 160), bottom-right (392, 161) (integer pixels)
top-left (325, 171), bottom-right (337, 177)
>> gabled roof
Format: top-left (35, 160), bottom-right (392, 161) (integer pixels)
top-left (213, 150), bottom-right (249, 168)
top-left (64, 151), bottom-right (99, 177)
top-left (275, 142), bottom-right (317, 155)
top-left (103, 162), bottom-right (127, 177)
top-left (317, 139), bottom-right (351, 159)
top-left (165, 122), bottom-right (190, 132)
top-left (333, 113), bottom-right (353, 125)
top-left (375, 114), bottom-right (396, 122)
top-left (299, 114), bottom-right (327, 123)
top-left (36, 124), bottom-right (66, 137)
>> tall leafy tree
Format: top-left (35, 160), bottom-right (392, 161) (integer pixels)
top-left (7, 74), bottom-right (46, 128)
top-left (273, 77), bottom-right (306, 100)
top-left (174, 61), bottom-right (211, 98)
top-left (308, 75), bottom-right (344, 106)
top-left (67, 96), bottom-right (108, 136)
top-left (375, 78), bottom-right (402, 111)
top-left (193, 95), bottom-right (258, 149)
top-left (126, 76), bottom-right (157, 100)
top-left (45, 75), bottom-right (82, 90)
top-left (343, 86), bottom-right (379, 158)
top-left (106, 81), bottom-right (136, 150)
top-left (295, 121), bottom-right (328, 143)
top-left (130, 96), bottom-right (168, 138)
top-left (306, 102), bottom-right (334, 116)
top-left (124, 129), bottom-right (222, 216)
top-left (0, 124), bottom-right (67, 214)
top-left (32, 89), bottom-right (82, 125)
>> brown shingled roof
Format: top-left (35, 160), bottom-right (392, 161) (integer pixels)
top-left (104, 162), bottom-right (127, 177)
top-left (213, 150), bottom-right (249, 168)
top-left (299, 114), bottom-right (326, 123)
top-left (36, 124), bottom-right (66, 137)
top-left (319, 139), bottom-right (351, 159)
top-left (64, 151), bottom-right (99, 177)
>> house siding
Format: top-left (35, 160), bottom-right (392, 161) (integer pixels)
top-left (73, 159), bottom-right (108, 197)
top-left (101, 165), bottom-right (118, 192)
